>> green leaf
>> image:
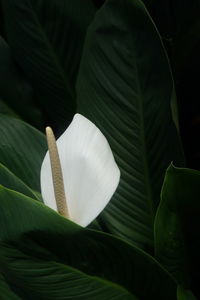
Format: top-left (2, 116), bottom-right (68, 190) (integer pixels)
top-left (170, 86), bottom-right (180, 133)
top-left (0, 115), bottom-right (47, 191)
top-left (0, 186), bottom-right (177, 299)
top-left (2, 0), bottom-right (96, 133)
top-left (177, 285), bottom-right (197, 300)
top-left (0, 244), bottom-right (135, 300)
top-left (0, 36), bottom-right (43, 129)
top-left (140, 1), bottom-right (200, 171)
top-left (0, 272), bottom-right (22, 300)
top-left (154, 164), bottom-right (200, 295)
top-left (0, 99), bottom-right (19, 118)
top-left (0, 162), bottom-right (41, 201)
top-left (76, 0), bottom-right (184, 250)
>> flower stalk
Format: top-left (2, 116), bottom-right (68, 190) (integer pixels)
top-left (45, 126), bottom-right (69, 218)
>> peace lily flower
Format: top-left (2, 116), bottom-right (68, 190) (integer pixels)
top-left (40, 113), bottom-right (120, 227)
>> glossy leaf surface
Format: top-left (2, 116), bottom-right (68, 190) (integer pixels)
top-left (0, 162), bottom-right (40, 200)
top-left (0, 115), bottom-right (46, 191)
top-left (155, 164), bottom-right (200, 297)
top-left (2, 0), bottom-right (96, 133)
top-left (0, 36), bottom-right (42, 128)
top-left (0, 186), bottom-right (177, 299)
top-left (77, 0), bottom-right (184, 249)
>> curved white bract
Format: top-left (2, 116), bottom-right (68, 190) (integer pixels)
top-left (40, 113), bottom-right (120, 227)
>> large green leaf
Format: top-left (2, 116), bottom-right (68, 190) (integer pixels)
top-left (0, 162), bottom-right (40, 200)
top-left (2, 0), bottom-right (96, 134)
top-left (141, 1), bottom-right (200, 171)
top-left (0, 186), bottom-right (177, 299)
top-left (154, 164), bottom-right (200, 297)
top-left (0, 99), bottom-right (19, 118)
top-left (177, 286), bottom-right (197, 300)
top-left (0, 36), bottom-right (43, 128)
top-left (0, 272), bottom-right (22, 300)
top-left (76, 0), bottom-right (184, 250)
top-left (0, 115), bottom-right (46, 191)
top-left (0, 244), bottom-right (135, 300)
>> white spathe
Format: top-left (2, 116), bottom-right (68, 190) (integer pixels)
top-left (40, 113), bottom-right (120, 227)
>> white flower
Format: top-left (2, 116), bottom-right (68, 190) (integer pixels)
top-left (40, 113), bottom-right (120, 227)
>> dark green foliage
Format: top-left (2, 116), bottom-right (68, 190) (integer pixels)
top-left (0, 162), bottom-right (40, 200)
top-left (0, 115), bottom-right (46, 191)
top-left (1, 0), bottom-right (96, 134)
top-left (0, 0), bottom-right (199, 298)
top-left (155, 165), bottom-right (200, 298)
top-left (0, 36), bottom-right (43, 128)
top-left (142, 0), bottom-right (200, 170)
top-left (77, 0), bottom-right (184, 250)
top-left (0, 186), bottom-right (177, 299)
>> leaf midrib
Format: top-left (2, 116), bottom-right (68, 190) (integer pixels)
top-left (29, 1), bottom-right (74, 99)
top-left (131, 40), bottom-right (155, 228)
